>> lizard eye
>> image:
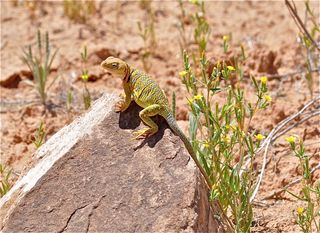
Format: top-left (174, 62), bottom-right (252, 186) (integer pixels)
top-left (111, 63), bottom-right (119, 69)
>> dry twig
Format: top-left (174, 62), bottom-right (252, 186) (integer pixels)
top-left (262, 162), bottom-right (320, 200)
top-left (246, 95), bottom-right (320, 202)
top-left (285, 0), bottom-right (320, 51)
top-left (272, 110), bottom-right (320, 141)
top-left (262, 68), bottom-right (320, 80)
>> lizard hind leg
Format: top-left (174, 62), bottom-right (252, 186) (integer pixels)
top-left (133, 104), bottom-right (162, 140)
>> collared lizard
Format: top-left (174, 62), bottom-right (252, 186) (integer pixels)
top-left (101, 56), bottom-right (211, 187)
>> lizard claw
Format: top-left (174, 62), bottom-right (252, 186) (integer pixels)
top-left (114, 100), bottom-right (125, 112)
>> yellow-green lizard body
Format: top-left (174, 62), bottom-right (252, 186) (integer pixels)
top-left (101, 57), bottom-right (211, 187)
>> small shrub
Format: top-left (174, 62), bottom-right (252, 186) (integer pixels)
top-left (80, 46), bottom-right (91, 110)
top-left (137, 0), bottom-right (157, 72)
top-left (180, 39), bottom-right (272, 231)
top-left (286, 0), bottom-right (320, 97)
top-left (137, 21), bottom-right (152, 72)
top-left (286, 136), bottom-right (320, 233)
top-left (66, 89), bottom-right (73, 112)
top-left (22, 30), bottom-right (58, 107)
top-left (191, 0), bottom-right (210, 56)
top-left (33, 121), bottom-right (46, 148)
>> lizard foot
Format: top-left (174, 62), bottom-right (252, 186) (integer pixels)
top-left (114, 100), bottom-right (125, 112)
top-left (132, 128), bottom-right (156, 140)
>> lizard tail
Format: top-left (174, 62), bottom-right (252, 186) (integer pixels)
top-left (164, 111), bottom-right (212, 187)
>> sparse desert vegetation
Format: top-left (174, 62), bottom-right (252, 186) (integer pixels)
top-left (1, 0), bottom-right (319, 232)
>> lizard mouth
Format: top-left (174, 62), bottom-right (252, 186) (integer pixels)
top-left (103, 69), bottom-right (113, 75)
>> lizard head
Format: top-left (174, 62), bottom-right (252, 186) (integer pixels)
top-left (101, 56), bottom-right (129, 79)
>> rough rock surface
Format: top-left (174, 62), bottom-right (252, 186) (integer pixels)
top-left (0, 93), bottom-right (224, 233)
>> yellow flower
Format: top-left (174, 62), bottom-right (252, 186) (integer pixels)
top-left (223, 135), bottom-right (231, 144)
top-left (81, 73), bottom-right (89, 81)
top-left (286, 136), bottom-right (296, 144)
top-left (203, 142), bottom-right (210, 148)
top-left (255, 134), bottom-right (265, 141)
top-left (188, 95), bottom-right (203, 104)
top-left (189, 0), bottom-right (199, 4)
top-left (263, 95), bottom-right (272, 102)
top-left (179, 71), bottom-right (188, 77)
top-left (193, 94), bottom-right (203, 101)
top-left (223, 35), bottom-right (229, 42)
top-left (260, 76), bottom-right (268, 84)
top-left (227, 65), bottom-right (235, 71)
top-left (297, 207), bottom-right (304, 215)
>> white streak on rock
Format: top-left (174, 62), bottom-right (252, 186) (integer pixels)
top-left (0, 93), bottom-right (118, 208)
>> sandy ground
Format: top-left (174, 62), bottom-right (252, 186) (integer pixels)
top-left (1, 1), bottom-right (319, 232)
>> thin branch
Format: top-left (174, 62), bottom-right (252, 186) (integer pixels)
top-left (242, 95), bottom-right (320, 175)
top-left (244, 96), bottom-right (320, 202)
top-left (251, 110), bottom-right (319, 202)
top-left (242, 69), bottom-right (320, 84)
top-left (272, 110), bottom-right (320, 142)
top-left (285, 0), bottom-right (320, 51)
top-left (263, 68), bottom-right (319, 80)
top-left (261, 162), bottom-right (320, 200)
top-left (250, 130), bottom-right (271, 202)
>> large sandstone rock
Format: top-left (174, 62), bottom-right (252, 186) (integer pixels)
top-left (0, 93), bottom-right (225, 232)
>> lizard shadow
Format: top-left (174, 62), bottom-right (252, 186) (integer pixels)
top-left (118, 102), bottom-right (168, 149)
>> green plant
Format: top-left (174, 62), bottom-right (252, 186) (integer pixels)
top-left (179, 42), bottom-right (272, 231)
top-left (285, 0), bottom-right (320, 97)
top-left (65, 88), bottom-right (74, 118)
top-left (63, 0), bottom-right (96, 23)
top-left (80, 46), bottom-right (91, 110)
top-left (33, 121), bottom-right (46, 148)
top-left (286, 136), bottom-right (320, 233)
top-left (139, 0), bottom-right (157, 49)
top-left (177, 0), bottom-right (210, 57)
top-left (223, 34), bottom-right (231, 54)
top-left (137, 0), bottom-right (157, 72)
top-left (137, 21), bottom-right (152, 72)
top-left (190, 0), bottom-right (210, 57)
top-left (0, 164), bottom-right (12, 197)
top-left (179, 0), bottom-right (211, 76)
top-left (22, 30), bottom-right (58, 106)
top-left (177, 0), bottom-right (188, 53)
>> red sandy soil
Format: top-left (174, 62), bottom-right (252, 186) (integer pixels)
top-left (1, 1), bottom-right (319, 232)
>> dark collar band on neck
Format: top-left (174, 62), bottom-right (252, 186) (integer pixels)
top-left (123, 65), bottom-right (133, 83)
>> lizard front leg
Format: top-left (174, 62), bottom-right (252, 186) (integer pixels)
top-left (115, 86), bottom-right (132, 112)
top-left (133, 104), bottom-right (162, 139)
